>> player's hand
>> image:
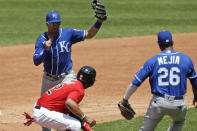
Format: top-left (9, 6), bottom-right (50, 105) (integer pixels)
top-left (193, 98), bottom-right (197, 108)
top-left (84, 116), bottom-right (96, 127)
top-left (45, 39), bottom-right (52, 51)
top-left (82, 122), bottom-right (92, 131)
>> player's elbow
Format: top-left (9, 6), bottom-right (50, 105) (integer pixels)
top-left (85, 29), bottom-right (98, 39)
top-left (33, 54), bottom-right (43, 66)
top-left (34, 61), bottom-right (40, 66)
top-left (33, 57), bottom-right (41, 66)
top-left (65, 98), bottom-right (74, 107)
top-left (191, 77), bottom-right (197, 88)
top-left (86, 33), bottom-right (94, 39)
top-left (65, 98), bottom-right (78, 112)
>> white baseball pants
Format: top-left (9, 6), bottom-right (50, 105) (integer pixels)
top-left (32, 104), bottom-right (81, 131)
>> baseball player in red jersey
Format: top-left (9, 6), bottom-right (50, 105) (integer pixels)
top-left (24, 66), bottom-right (96, 131)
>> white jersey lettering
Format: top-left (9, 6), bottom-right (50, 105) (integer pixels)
top-left (59, 41), bottom-right (70, 52)
top-left (157, 56), bottom-right (180, 65)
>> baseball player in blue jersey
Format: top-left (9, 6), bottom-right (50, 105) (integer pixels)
top-left (33, 1), bottom-right (107, 131)
top-left (119, 31), bottom-right (197, 131)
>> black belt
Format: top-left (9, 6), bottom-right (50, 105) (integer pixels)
top-left (35, 105), bottom-right (41, 109)
top-left (153, 93), bottom-right (183, 100)
top-left (46, 71), bottom-right (69, 80)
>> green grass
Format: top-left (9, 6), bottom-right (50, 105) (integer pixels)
top-left (92, 108), bottom-right (197, 131)
top-left (1, 0), bottom-right (197, 46)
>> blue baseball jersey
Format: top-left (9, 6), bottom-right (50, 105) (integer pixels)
top-left (33, 28), bottom-right (86, 75)
top-left (132, 50), bottom-right (197, 96)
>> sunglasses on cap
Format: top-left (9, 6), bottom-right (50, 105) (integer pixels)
top-left (47, 22), bottom-right (61, 27)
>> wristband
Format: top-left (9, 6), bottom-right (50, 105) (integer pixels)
top-left (94, 20), bottom-right (102, 29)
top-left (80, 114), bottom-right (86, 120)
top-left (123, 98), bottom-right (128, 103)
top-left (194, 94), bottom-right (197, 100)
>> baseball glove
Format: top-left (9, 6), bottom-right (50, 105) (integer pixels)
top-left (91, 0), bottom-right (107, 21)
top-left (118, 101), bottom-right (136, 120)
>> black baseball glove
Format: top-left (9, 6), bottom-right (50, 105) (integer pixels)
top-left (91, 0), bottom-right (107, 21)
top-left (118, 101), bottom-right (136, 120)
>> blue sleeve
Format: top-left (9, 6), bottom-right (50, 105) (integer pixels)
top-left (187, 58), bottom-right (197, 79)
top-left (190, 77), bottom-right (197, 88)
top-left (33, 38), bottom-right (46, 66)
top-left (187, 57), bottom-right (197, 88)
top-left (70, 29), bottom-right (86, 44)
top-left (132, 60), bottom-right (152, 86)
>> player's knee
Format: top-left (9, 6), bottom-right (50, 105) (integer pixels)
top-left (42, 127), bottom-right (51, 131)
top-left (173, 119), bottom-right (185, 126)
top-left (168, 120), bottom-right (185, 131)
top-left (140, 124), bottom-right (156, 131)
top-left (70, 120), bottom-right (81, 131)
top-left (140, 127), bottom-right (154, 131)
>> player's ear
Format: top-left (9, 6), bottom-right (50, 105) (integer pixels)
top-left (46, 22), bottom-right (49, 27)
top-left (171, 41), bottom-right (174, 46)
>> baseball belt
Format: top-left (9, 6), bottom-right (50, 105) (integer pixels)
top-left (153, 93), bottom-right (183, 100)
top-left (35, 105), bottom-right (41, 109)
top-left (46, 71), bottom-right (69, 81)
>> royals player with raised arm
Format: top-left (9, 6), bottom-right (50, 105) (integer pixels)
top-left (33, 1), bottom-right (106, 131)
top-left (120, 31), bottom-right (197, 131)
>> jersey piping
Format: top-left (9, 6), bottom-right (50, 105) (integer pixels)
top-left (51, 46), bottom-right (54, 74)
top-left (189, 75), bottom-right (197, 79)
top-left (159, 52), bottom-right (178, 55)
top-left (55, 29), bottom-right (62, 75)
top-left (135, 74), bottom-right (142, 83)
top-left (82, 30), bottom-right (86, 40)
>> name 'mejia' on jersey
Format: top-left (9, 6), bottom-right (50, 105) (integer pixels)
top-left (157, 56), bottom-right (180, 65)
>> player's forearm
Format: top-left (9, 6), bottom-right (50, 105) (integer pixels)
top-left (193, 87), bottom-right (197, 100)
top-left (123, 83), bottom-right (138, 101)
top-left (33, 50), bottom-right (45, 66)
top-left (85, 19), bottom-right (103, 39)
top-left (190, 77), bottom-right (197, 99)
top-left (65, 98), bottom-right (85, 120)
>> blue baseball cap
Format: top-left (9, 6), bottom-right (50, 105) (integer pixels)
top-left (46, 11), bottom-right (61, 23)
top-left (157, 31), bottom-right (173, 44)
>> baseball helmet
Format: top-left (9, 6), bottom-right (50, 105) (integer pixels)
top-left (46, 11), bottom-right (61, 23)
top-left (77, 66), bottom-right (96, 88)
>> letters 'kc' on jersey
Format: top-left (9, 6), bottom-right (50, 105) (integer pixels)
top-left (33, 28), bottom-right (86, 75)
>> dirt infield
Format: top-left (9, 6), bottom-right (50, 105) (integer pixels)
top-left (0, 33), bottom-right (197, 131)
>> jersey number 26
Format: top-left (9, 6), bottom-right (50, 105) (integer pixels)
top-left (158, 67), bottom-right (180, 86)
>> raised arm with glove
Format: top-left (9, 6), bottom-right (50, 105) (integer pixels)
top-left (86, 0), bottom-right (107, 39)
top-left (91, 0), bottom-right (107, 21)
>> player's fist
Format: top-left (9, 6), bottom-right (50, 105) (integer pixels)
top-left (84, 116), bottom-right (96, 127)
top-left (82, 122), bottom-right (92, 131)
top-left (45, 39), bottom-right (52, 51)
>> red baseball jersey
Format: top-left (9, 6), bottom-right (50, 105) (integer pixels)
top-left (36, 80), bottom-right (84, 114)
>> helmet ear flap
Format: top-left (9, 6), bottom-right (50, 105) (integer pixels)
top-left (78, 74), bottom-right (82, 80)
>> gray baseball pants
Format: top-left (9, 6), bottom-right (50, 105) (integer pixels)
top-left (140, 95), bottom-right (186, 131)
